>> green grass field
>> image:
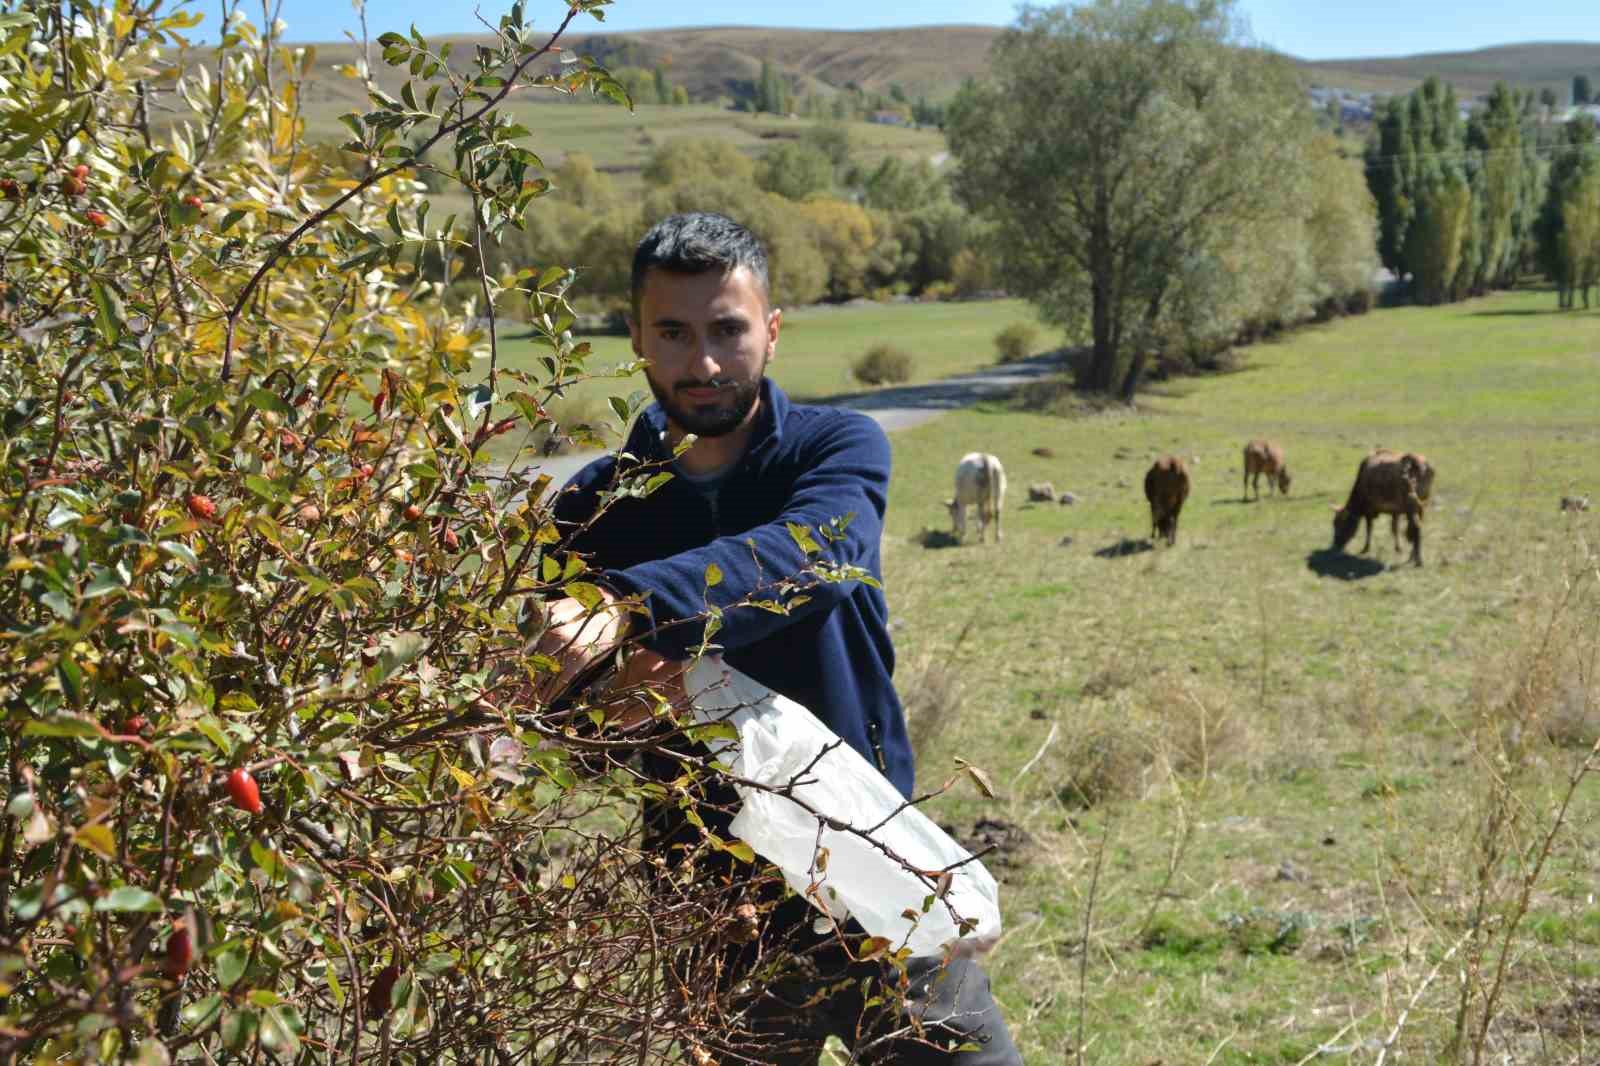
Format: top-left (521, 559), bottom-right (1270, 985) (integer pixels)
top-left (867, 287), bottom-right (1600, 1062)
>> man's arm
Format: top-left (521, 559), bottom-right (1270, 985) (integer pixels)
top-left (606, 412), bottom-right (890, 659)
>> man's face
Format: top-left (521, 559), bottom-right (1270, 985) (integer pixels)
top-left (630, 265), bottom-right (781, 438)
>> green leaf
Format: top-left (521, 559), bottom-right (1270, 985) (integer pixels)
top-left (245, 389), bottom-right (291, 417)
top-left (94, 886), bottom-right (162, 913)
top-left (159, 541), bottom-right (200, 569)
top-left (214, 944), bottom-right (247, 987)
top-left (244, 474), bottom-right (290, 504)
top-left (191, 716), bottom-right (232, 755)
top-left (90, 280), bottom-right (123, 345)
top-left (220, 1009), bottom-right (257, 1052)
top-left (23, 715), bottom-right (99, 739)
top-left (158, 621), bottom-right (199, 650)
top-left (786, 522), bottom-right (822, 555)
top-left (82, 566), bottom-right (127, 599)
top-left (57, 658), bottom-right (83, 706)
top-left (368, 631), bottom-right (425, 686)
top-left (704, 563), bottom-right (722, 588)
top-left (181, 994), bottom-right (224, 1028)
top-left (564, 581), bottom-right (603, 610)
top-left (260, 1004), bottom-right (303, 1057)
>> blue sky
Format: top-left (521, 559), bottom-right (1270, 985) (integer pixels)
top-left (251, 0), bottom-right (1598, 60)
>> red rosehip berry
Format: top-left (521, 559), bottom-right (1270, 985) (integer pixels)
top-left (225, 768), bottom-right (263, 815)
top-left (84, 209), bottom-right (108, 228)
top-left (186, 493), bottom-right (217, 523)
top-left (366, 963), bottom-right (399, 1019)
top-left (164, 924), bottom-right (193, 979)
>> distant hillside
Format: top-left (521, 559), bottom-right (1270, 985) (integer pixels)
top-left (561, 25), bottom-right (1002, 103)
top-left (272, 25), bottom-right (1600, 122)
top-left (1303, 41), bottom-right (1600, 100)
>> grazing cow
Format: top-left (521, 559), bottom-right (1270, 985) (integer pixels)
top-left (1331, 449), bottom-right (1429, 566)
top-left (947, 452), bottom-right (1007, 543)
top-left (1144, 455), bottom-right (1190, 547)
top-left (1242, 439), bottom-right (1291, 501)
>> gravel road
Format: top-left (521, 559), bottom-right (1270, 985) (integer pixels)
top-left (523, 352), bottom-right (1067, 491)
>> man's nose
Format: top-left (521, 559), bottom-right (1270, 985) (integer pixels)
top-left (687, 339), bottom-right (722, 378)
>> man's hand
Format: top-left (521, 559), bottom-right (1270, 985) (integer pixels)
top-left (600, 648), bottom-right (689, 731)
top-left (531, 590), bottom-right (630, 708)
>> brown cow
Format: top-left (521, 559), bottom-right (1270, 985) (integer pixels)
top-left (1144, 455), bottom-right (1190, 547)
top-left (1242, 439), bottom-right (1291, 501)
top-left (1331, 449), bottom-right (1429, 566)
top-left (1376, 452), bottom-right (1433, 552)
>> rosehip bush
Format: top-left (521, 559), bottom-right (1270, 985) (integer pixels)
top-left (0, 0), bottom-right (805, 1061)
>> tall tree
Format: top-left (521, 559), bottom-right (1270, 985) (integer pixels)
top-left (1462, 83), bottom-right (1529, 291)
top-left (1537, 116), bottom-right (1600, 308)
top-left (1574, 74), bottom-right (1593, 106)
top-left (947, 0), bottom-right (1312, 398)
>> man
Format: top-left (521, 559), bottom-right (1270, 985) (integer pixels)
top-left (544, 212), bottom-right (1020, 1064)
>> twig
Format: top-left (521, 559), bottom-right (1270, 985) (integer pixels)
top-left (1011, 720), bottom-right (1058, 786)
top-left (1291, 1018), bottom-right (1356, 1065)
top-left (1075, 815), bottom-right (1113, 1066)
top-left (1204, 1029), bottom-right (1237, 1065)
top-left (1375, 929), bottom-right (1472, 1066)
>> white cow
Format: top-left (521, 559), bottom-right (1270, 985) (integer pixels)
top-left (946, 452), bottom-right (1007, 543)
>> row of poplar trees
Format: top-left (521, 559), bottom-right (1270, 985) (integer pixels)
top-left (1368, 76), bottom-right (1600, 309)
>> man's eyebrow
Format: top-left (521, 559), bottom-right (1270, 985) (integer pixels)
top-left (648, 315), bottom-right (688, 328)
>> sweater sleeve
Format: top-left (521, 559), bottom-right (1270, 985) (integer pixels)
top-left (606, 413), bottom-right (890, 658)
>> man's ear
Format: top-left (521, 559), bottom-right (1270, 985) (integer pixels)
top-left (765, 306), bottom-right (782, 361)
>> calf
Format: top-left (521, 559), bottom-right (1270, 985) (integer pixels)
top-left (1144, 455), bottom-right (1190, 547)
top-left (947, 452), bottom-right (1007, 543)
top-left (1242, 439), bottom-right (1291, 501)
top-left (1331, 449), bottom-right (1429, 566)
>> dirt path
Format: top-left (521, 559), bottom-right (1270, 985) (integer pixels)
top-left (528, 352), bottom-right (1067, 488)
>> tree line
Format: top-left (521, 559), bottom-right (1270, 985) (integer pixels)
top-left (1367, 75), bottom-right (1600, 309)
top-left (466, 124), bottom-right (997, 315)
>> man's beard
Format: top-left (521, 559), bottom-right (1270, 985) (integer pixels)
top-left (650, 374), bottom-right (763, 438)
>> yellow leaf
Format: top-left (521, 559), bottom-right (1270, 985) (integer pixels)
top-left (446, 764), bottom-right (476, 791)
top-left (74, 822), bottom-right (116, 860)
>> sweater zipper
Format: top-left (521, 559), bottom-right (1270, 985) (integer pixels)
top-left (867, 720), bottom-right (888, 772)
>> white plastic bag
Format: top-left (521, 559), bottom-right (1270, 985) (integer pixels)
top-left (684, 657), bottom-right (1002, 958)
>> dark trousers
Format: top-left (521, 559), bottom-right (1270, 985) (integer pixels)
top-left (733, 903), bottom-right (1022, 1064)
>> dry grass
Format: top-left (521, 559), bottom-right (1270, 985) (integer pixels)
top-left (874, 288), bottom-right (1600, 1062)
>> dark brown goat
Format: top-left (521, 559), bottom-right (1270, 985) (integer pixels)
top-left (1331, 449), bottom-right (1430, 566)
top-left (1144, 455), bottom-right (1190, 547)
top-left (1242, 439), bottom-right (1291, 501)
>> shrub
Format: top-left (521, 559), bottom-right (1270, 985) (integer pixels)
top-left (0, 5), bottom-right (830, 1061)
top-left (994, 321), bottom-right (1041, 362)
top-left (852, 343), bottom-right (915, 385)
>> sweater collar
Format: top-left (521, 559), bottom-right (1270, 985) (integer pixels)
top-left (631, 377), bottom-right (789, 462)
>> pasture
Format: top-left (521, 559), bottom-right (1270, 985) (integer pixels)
top-left (487, 297), bottom-right (1064, 454)
top-left (870, 288), bottom-right (1600, 1062)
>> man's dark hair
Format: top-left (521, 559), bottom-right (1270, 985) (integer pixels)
top-left (630, 212), bottom-right (770, 313)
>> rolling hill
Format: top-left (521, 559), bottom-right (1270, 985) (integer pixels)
top-left (274, 24), bottom-right (1600, 125)
top-left (1303, 41), bottom-right (1600, 100)
top-left (187, 25), bottom-right (1600, 182)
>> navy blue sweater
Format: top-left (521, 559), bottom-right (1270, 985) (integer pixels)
top-left (552, 379), bottom-right (915, 799)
